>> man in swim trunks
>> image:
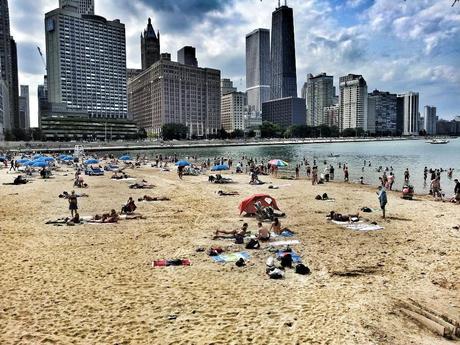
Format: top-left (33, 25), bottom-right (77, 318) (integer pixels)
top-left (214, 223), bottom-right (248, 238)
top-left (257, 222), bottom-right (270, 241)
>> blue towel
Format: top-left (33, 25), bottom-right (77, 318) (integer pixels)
top-left (276, 250), bottom-right (302, 263)
top-left (280, 229), bottom-right (295, 237)
top-left (211, 252), bottom-right (250, 263)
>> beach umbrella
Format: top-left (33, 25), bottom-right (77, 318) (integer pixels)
top-left (0, 156), bottom-right (6, 162)
top-left (268, 159), bottom-right (288, 167)
top-left (211, 164), bottom-right (229, 171)
top-left (38, 156), bottom-right (55, 162)
top-left (238, 194), bottom-right (280, 215)
top-left (62, 156), bottom-right (74, 161)
top-left (84, 158), bottom-right (100, 165)
top-left (31, 161), bottom-right (48, 168)
top-left (119, 155), bottom-right (131, 161)
top-left (175, 160), bottom-right (191, 167)
top-left (33, 154), bottom-right (43, 160)
top-left (16, 159), bottom-right (31, 165)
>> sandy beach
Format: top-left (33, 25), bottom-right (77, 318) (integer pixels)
top-left (0, 162), bottom-right (459, 344)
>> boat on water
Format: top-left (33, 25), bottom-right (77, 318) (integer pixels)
top-left (427, 139), bottom-right (450, 144)
top-left (328, 153), bottom-right (340, 157)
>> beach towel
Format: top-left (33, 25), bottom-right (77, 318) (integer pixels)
top-left (268, 240), bottom-right (300, 247)
top-left (269, 229), bottom-right (295, 238)
top-left (211, 252), bottom-right (250, 263)
top-left (276, 249), bottom-right (302, 263)
top-left (152, 259), bottom-right (191, 267)
top-left (331, 220), bottom-right (384, 231)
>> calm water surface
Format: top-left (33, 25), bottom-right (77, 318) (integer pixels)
top-left (124, 139), bottom-right (460, 195)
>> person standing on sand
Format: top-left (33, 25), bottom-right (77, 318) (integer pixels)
top-left (404, 168), bottom-right (410, 182)
top-left (344, 167), bottom-right (349, 182)
top-left (377, 186), bottom-right (387, 219)
top-left (68, 191), bottom-right (78, 217)
top-left (295, 166), bottom-right (300, 179)
top-left (454, 179), bottom-right (460, 203)
top-left (177, 165), bottom-right (184, 180)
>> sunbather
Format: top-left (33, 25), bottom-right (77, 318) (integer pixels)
top-left (89, 209), bottom-right (119, 223)
top-left (257, 222), bottom-right (270, 241)
top-left (13, 175), bottom-right (28, 185)
top-left (59, 191), bottom-right (88, 198)
top-left (214, 223), bottom-right (248, 238)
top-left (138, 195), bottom-right (170, 202)
top-left (129, 180), bottom-right (154, 189)
top-left (121, 197), bottom-right (137, 214)
top-left (327, 211), bottom-right (360, 222)
top-left (270, 218), bottom-right (282, 235)
top-left (217, 190), bottom-right (239, 196)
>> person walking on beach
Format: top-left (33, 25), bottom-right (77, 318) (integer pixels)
top-left (295, 166), bottom-right (300, 179)
top-left (430, 177), bottom-right (442, 200)
top-left (377, 186), bottom-right (387, 219)
top-left (68, 191), bottom-right (78, 217)
top-left (9, 159), bottom-right (16, 171)
top-left (344, 167), bottom-right (349, 182)
top-left (311, 166), bottom-right (318, 185)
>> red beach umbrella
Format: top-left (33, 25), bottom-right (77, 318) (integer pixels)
top-left (238, 194), bottom-right (280, 215)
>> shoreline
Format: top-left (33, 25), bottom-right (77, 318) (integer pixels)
top-left (1, 136), bottom-right (419, 153)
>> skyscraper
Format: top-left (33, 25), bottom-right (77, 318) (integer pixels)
top-left (141, 18), bottom-right (160, 70)
top-left (423, 105), bottom-right (437, 135)
top-left (305, 73), bottom-right (334, 126)
top-left (221, 91), bottom-right (247, 133)
top-left (177, 46), bottom-right (198, 67)
top-left (339, 74), bottom-right (368, 131)
top-left (270, 5), bottom-right (297, 99)
top-left (18, 85), bottom-right (30, 129)
top-left (397, 92), bottom-right (419, 135)
top-left (45, 4), bottom-right (128, 119)
top-left (59, 0), bottom-right (95, 14)
top-left (0, 0), bottom-right (18, 130)
top-left (0, 78), bottom-right (9, 138)
top-left (367, 90), bottom-right (397, 135)
top-left (246, 28), bottom-right (270, 114)
top-left (37, 76), bottom-right (48, 125)
top-left (221, 78), bottom-right (237, 96)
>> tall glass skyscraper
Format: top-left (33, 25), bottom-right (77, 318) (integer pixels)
top-left (245, 28), bottom-right (270, 114)
top-left (270, 4), bottom-right (297, 100)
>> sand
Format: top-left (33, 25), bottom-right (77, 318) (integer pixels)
top-left (0, 162), bottom-right (459, 345)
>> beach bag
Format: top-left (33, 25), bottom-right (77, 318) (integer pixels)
top-left (295, 264), bottom-right (310, 275)
top-left (235, 258), bottom-right (246, 267)
top-left (208, 247), bottom-right (223, 256)
top-left (280, 254), bottom-right (293, 268)
top-left (315, 195), bottom-right (322, 200)
top-left (245, 239), bottom-right (260, 249)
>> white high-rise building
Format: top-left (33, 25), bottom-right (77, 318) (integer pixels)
top-left (339, 74), bottom-right (368, 132)
top-left (397, 92), bottom-right (419, 136)
top-left (221, 91), bottom-right (247, 132)
top-left (45, 3), bottom-right (127, 119)
top-left (59, 0), bottom-right (94, 14)
top-left (246, 28), bottom-right (270, 115)
top-left (305, 73), bottom-right (334, 126)
top-left (423, 105), bottom-right (437, 135)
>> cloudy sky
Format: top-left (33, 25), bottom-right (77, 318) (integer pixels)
top-left (9, 0), bottom-right (460, 127)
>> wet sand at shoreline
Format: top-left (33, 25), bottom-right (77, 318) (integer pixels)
top-left (0, 164), bottom-right (459, 344)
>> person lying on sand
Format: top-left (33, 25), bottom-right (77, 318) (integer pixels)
top-left (14, 175), bottom-right (28, 185)
top-left (138, 195), bottom-right (170, 202)
top-left (327, 211), bottom-right (360, 222)
top-left (214, 223), bottom-right (248, 239)
top-left (88, 209), bottom-right (120, 223)
top-left (257, 222), bottom-right (270, 241)
top-left (46, 212), bottom-right (80, 225)
top-left (59, 191), bottom-right (89, 198)
top-left (217, 190), bottom-right (239, 196)
top-left (129, 180), bottom-right (155, 189)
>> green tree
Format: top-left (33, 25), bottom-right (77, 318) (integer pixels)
top-left (137, 127), bottom-right (148, 139)
top-left (232, 129), bottom-right (245, 138)
top-left (260, 121), bottom-right (284, 138)
top-left (4, 129), bottom-right (14, 141)
top-left (342, 128), bottom-right (357, 137)
top-left (161, 123), bottom-right (188, 140)
top-left (217, 127), bottom-right (229, 139)
top-left (247, 129), bottom-right (256, 138)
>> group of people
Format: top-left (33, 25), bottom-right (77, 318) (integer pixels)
top-left (214, 217), bottom-right (284, 242)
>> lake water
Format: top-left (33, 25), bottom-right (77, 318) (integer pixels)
top-left (125, 138), bottom-right (460, 195)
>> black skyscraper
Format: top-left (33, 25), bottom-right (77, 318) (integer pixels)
top-left (177, 46), bottom-right (198, 67)
top-left (270, 4), bottom-right (297, 99)
top-left (141, 18), bottom-right (160, 70)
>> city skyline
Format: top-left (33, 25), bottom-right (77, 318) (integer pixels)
top-left (8, 0), bottom-right (460, 127)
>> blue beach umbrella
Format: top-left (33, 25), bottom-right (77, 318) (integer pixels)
top-left (211, 164), bottom-right (230, 171)
top-left (16, 159), bottom-right (31, 165)
top-left (84, 158), bottom-right (100, 165)
top-left (0, 156), bottom-right (6, 162)
top-left (32, 161), bottom-right (48, 168)
top-left (119, 155), bottom-right (131, 161)
top-left (39, 156), bottom-right (55, 162)
top-left (33, 154), bottom-right (43, 160)
top-left (62, 156), bottom-right (74, 161)
top-left (175, 160), bottom-right (191, 167)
